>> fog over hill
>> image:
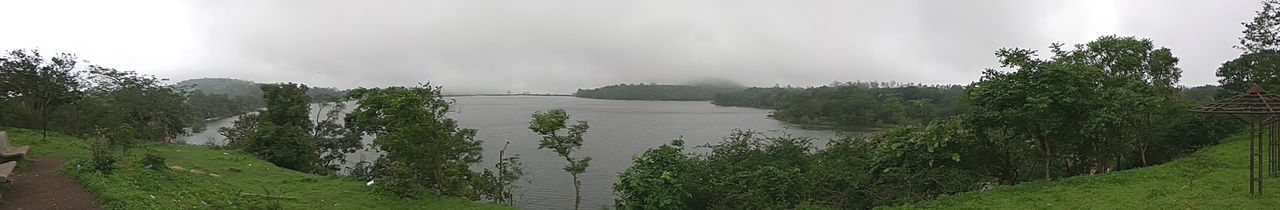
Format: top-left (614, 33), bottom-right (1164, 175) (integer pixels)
top-left (0, 0), bottom-right (1260, 93)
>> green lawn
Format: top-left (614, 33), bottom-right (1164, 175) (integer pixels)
top-left (888, 134), bottom-right (1280, 209)
top-left (2, 128), bottom-right (512, 210)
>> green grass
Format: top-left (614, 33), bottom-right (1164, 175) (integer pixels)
top-left (888, 134), bottom-right (1280, 210)
top-left (2, 128), bottom-right (513, 210)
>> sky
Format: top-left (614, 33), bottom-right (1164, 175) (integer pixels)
top-left (0, 0), bottom-right (1264, 94)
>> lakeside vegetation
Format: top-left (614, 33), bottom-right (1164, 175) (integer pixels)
top-left (890, 133), bottom-right (1280, 209)
top-left (713, 83), bottom-right (968, 127)
top-left (575, 83), bottom-right (745, 101)
top-left (2, 128), bottom-right (511, 209)
top-left (609, 33), bottom-right (1256, 209)
top-left (1, 1), bottom-right (1279, 210)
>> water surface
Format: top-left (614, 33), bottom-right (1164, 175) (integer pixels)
top-left (182, 96), bottom-right (845, 209)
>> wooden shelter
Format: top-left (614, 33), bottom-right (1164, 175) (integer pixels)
top-left (1189, 85), bottom-right (1280, 195)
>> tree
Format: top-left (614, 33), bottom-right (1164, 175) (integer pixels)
top-left (219, 113), bottom-right (259, 148)
top-left (1217, 51), bottom-right (1280, 92)
top-left (967, 36), bottom-right (1186, 180)
top-left (529, 109), bottom-right (591, 210)
top-left (1240, 0), bottom-right (1280, 53)
top-left (344, 84), bottom-right (484, 197)
top-left (83, 66), bottom-right (191, 142)
top-left (613, 139), bottom-right (695, 209)
top-left (0, 49), bottom-right (84, 138)
top-left (1220, 0), bottom-right (1280, 92)
top-left (249, 83), bottom-right (318, 171)
top-left (311, 101), bottom-right (361, 172)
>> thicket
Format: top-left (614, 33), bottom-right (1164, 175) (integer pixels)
top-left (614, 36), bottom-right (1247, 209)
top-left (713, 83), bottom-right (967, 127)
top-left (576, 83), bottom-right (744, 101)
top-left (342, 85), bottom-right (523, 203)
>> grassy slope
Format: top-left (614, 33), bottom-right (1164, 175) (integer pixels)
top-left (1, 128), bottom-right (512, 210)
top-left (890, 134), bottom-right (1280, 209)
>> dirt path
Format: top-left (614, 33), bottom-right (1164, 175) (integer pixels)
top-left (0, 158), bottom-right (101, 210)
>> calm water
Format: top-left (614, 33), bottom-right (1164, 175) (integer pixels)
top-left (181, 96), bottom-right (846, 210)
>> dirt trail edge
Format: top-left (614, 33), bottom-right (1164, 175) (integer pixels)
top-left (0, 158), bottom-right (102, 210)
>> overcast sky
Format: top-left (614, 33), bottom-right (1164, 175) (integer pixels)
top-left (0, 0), bottom-right (1263, 93)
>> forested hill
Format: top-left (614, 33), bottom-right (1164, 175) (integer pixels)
top-left (176, 78), bottom-right (347, 120)
top-left (176, 78), bottom-right (348, 102)
top-left (176, 78), bottom-right (263, 98)
top-left (712, 83), bottom-right (969, 127)
top-left (575, 83), bottom-right (745, 101)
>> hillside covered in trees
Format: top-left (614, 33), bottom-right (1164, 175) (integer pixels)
top-left (712, 82), bottom-right (968, 127)
top-left (178, 78), bottom-right (348, 120)
top-left (575, 83), bottom-right (746, 101)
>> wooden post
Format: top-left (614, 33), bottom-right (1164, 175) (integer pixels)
top-left (1251, 123), bottom-right (1264, 195)
top-left (1251, 124), bottom-right (1257, 195)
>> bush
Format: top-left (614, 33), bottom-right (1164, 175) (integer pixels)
top-left (138, 150), bottom-right (166, 170)
top-left (109, 124), bottom-right (135, 155)
top-left (90, 137), bottom-right (116, 173)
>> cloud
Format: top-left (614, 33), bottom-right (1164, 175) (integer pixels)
top-left (1, 0), bottom-right (1261, 93)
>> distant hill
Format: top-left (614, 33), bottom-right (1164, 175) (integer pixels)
top-left (175, 78), bottom-right (347, 102)
top-left (575, 83), bottom-right (746, 101)
top-left (175, 78), bottom-right (264, 99)
top-left (175, 78), bottom-right (350, 120)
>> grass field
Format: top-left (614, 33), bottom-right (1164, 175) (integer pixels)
top-left (2, 128), bottom-right (512, 210)
top-left (888, 134), bottom-right (1280, 209)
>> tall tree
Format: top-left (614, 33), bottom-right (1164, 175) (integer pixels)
top-left (1240, 0), bottom-right (1280, 53)
top-left (84, 66), bottom-right (191, 142)
top-left (967, 36), bottom-right (1186, 180)
top-left (249, 83), bottom-right (318, 171)
top-left (344, 85), bottom-right (483, 197)
top-left (0, 49), bottom-right (84, 137)
top-left (311, 101), bottom-right (361, 172)
top-left (529, 109), bottom-right (591, 210)
top-left (1220, 0), bottom-right (1280, 92)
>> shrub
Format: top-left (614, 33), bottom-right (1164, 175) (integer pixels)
top-left (138, 150), bottom-right (166, 170)
top-left (90, 137), bottom-right (116, 173)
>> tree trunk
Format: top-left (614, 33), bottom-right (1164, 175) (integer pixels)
top-left (1029, 128), bottom-right (1051, 181)
top-left (572, 172), bottom-right (582, 210)
top-left (1140, 143), bottom-right (1149, 167)
top-left (1039, 137), bottom-right (1052, 181)
top-left (39, 106), bottom-right (49, 139)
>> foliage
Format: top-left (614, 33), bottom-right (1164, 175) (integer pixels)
top-left (218, 113), bottom-right (259, 148)
top-left (479, 140), bottom-right (524, 206)
top-left (89, 136), bottom-right (117, 173)
top-left (575, 83), bottom-right (745, 101)
top-left (311, 102), bottom-right (361, 173)
top-left (712, 82), bottom-right (968, 127)
top-left (186, 90), bottom-right (263, 120)
top-left (178, 78), bottom-right (344, 120)
top-left (0, 128), bottom-right (510, 209)
top-left (1239, 0), bottom-right (1280, 53)
top-left (529, 109), bottom-right (592, 210)
top-left (175, 78), bottom-right (264, 100)
top-left (0, 49), bottom-right (84, 137)
top-left (892, 134), bottom-right (1279, 209)
top-left (343, 84), bottom-right (489, 198)
top-left (247, 83), bottom-right (319, 172)
top-left (1216, 51), bottom-right (1280, 93)
top-left (138, 149), bottom-right (167, 170)
top-left (83, 66), bottom-right (192, 142)
top-left (616, 36), bottom-right (1242, 209)
top-left (1219, 0), bottom-right (1280, 93)
top-left (109, 124), bottom-right (136, 155)
top-left (613, 139), bottom-right (696, 210)
top-left (965, 35), bottom-right (1192, 181)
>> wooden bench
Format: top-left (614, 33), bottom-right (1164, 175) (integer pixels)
top-left (0, 161), bottom-right (15, 182)
top-left (0, 131), bottom-right (28, 158)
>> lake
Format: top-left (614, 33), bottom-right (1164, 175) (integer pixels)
top-left (181, 96), bottom-right (848, 210)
